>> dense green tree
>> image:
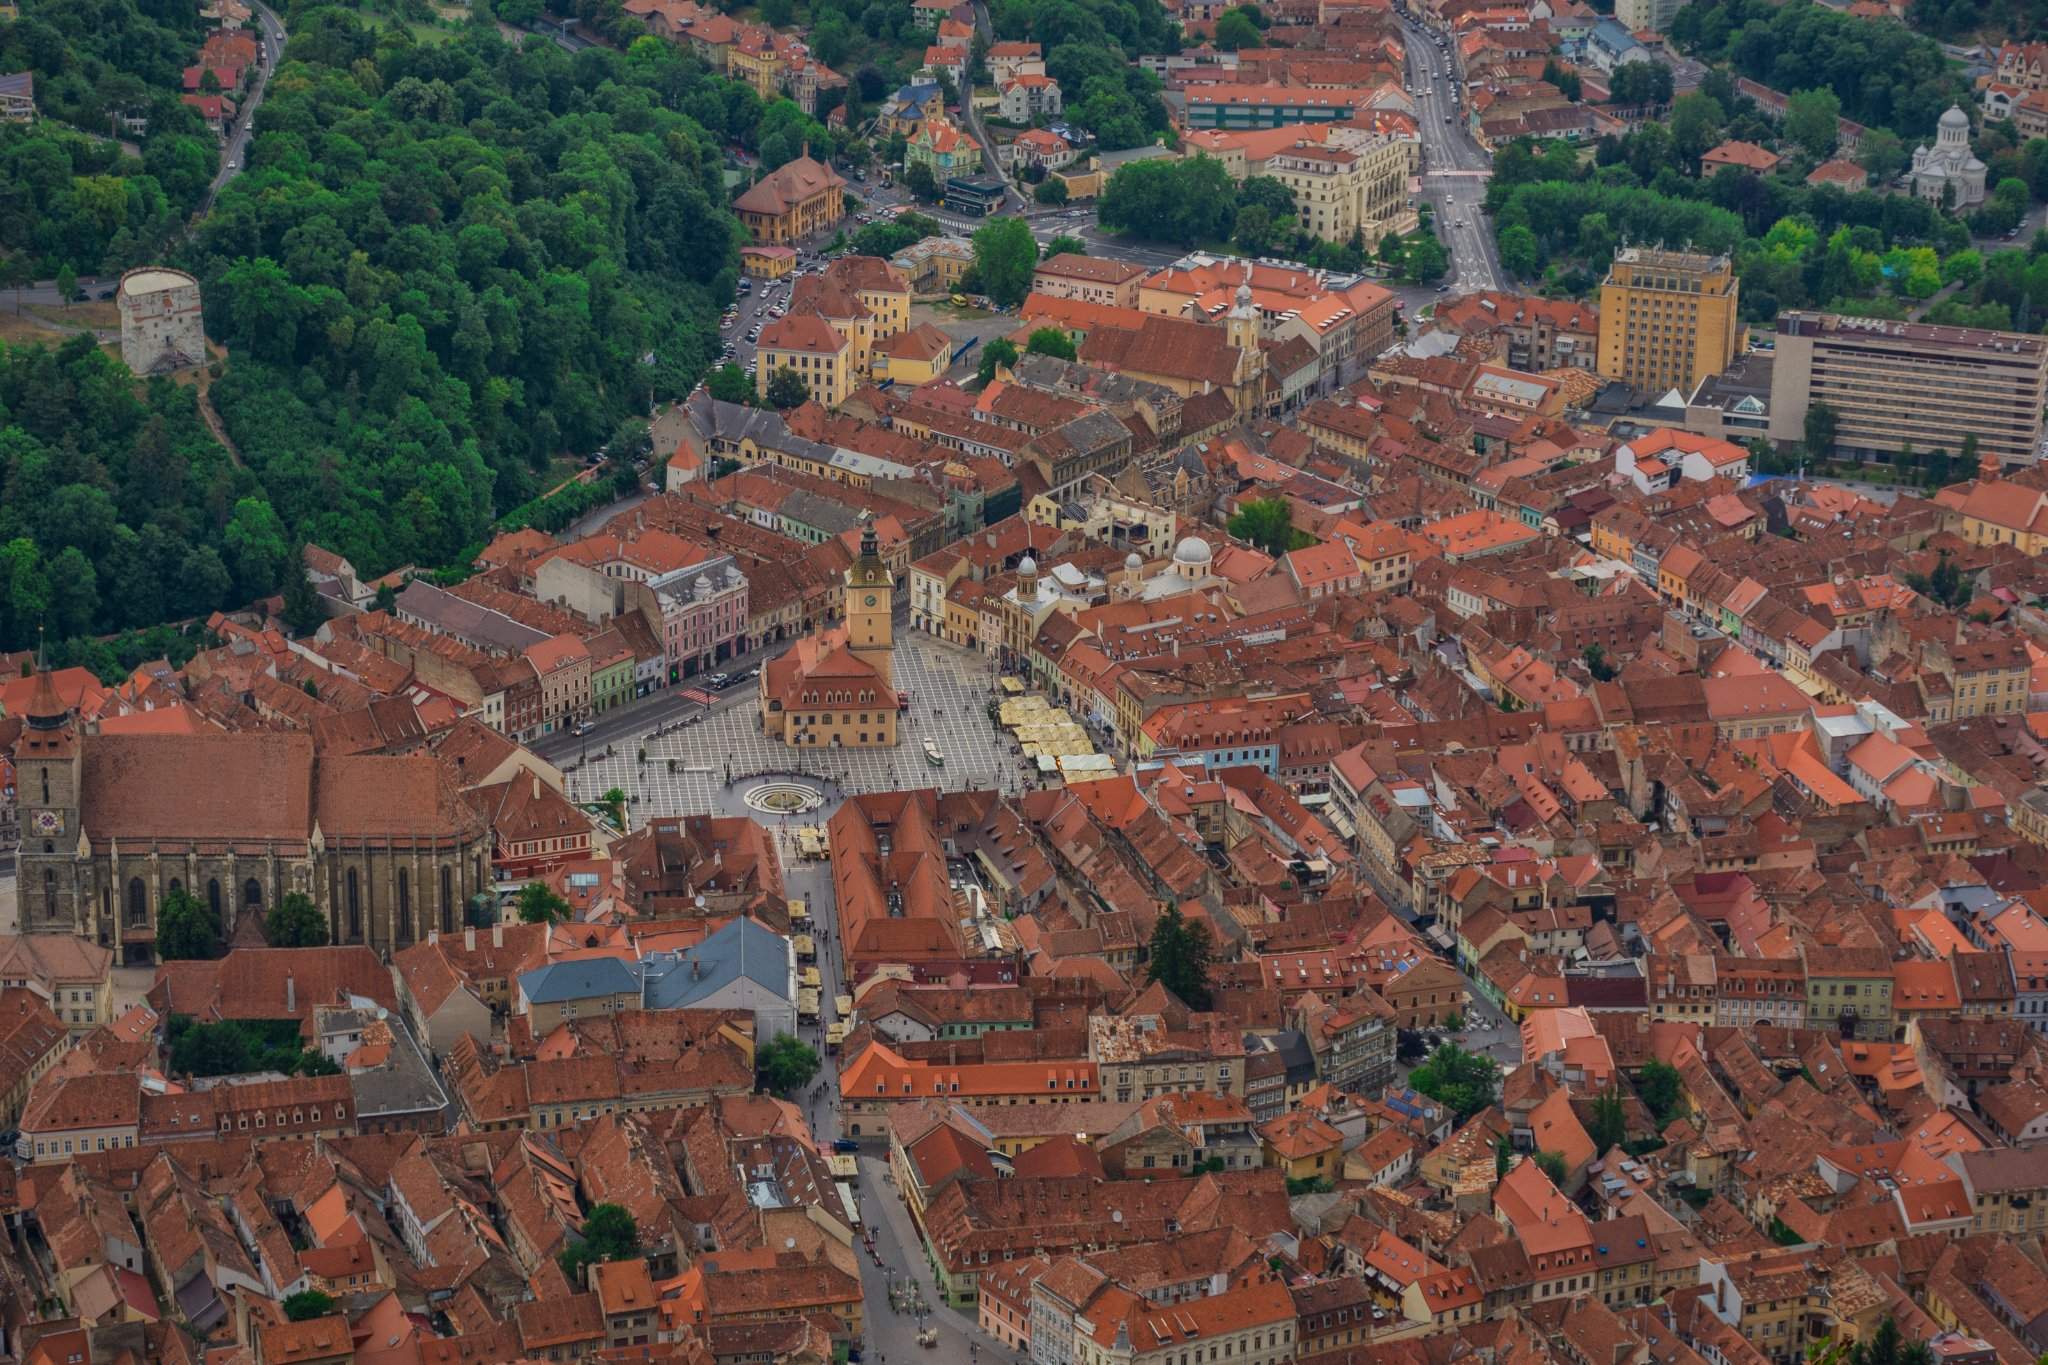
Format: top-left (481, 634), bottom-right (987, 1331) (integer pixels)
top-left (1636, 1059), bottom-right (1684, 1126)
top-left (1213, 8), bottom-right (1261, 49)
top-left (757, 1032), bottom-right (822, 1093)
top-left (1785, 88), bottom-right (1843, 159)
top-left (765, 366), bottom-right (810, 409)
top-left (1042, 234), bottom-right (1087, 259)
top-left (1534, 1151), bottom-right (1569, 1185)
top-left (1669, 93), bottom-right (1726, 166)
top-left (1409, 1042), bottom-right (1499, 1120)
top-left (972, 216), bottom-right (1039, 307)
top-left (1667, 0), bottom-right (1965, 137)
top-left (1025, 326), bottom-right (1077, 360)
top-left (283, 1292), bottom-right (336, 1323)
top-left (1034, 177), bottom-right (1069, 205)
top-left (559, 1204), bottom-right (641, 1286)
top-left (158, 886), bottom-right (223, 961)
top-left (707, 362), bottom-right (754, 405)
top-left (1804, 399), bottom-right (1840, 458)
top-left (1589, 1086), bottom-right (1627, 1153)
top-left (517, 881), bottom-right (572, 925)
top-left (264, 892), bottom-right (329, 948)
top-left (1144, 904), bottom-right (1214, 1010)
top-left (1227, 496), bottom-right (1297, 556)
top-left (1099, 155), bottom-right (1237, 245)
top-left (905, 161), bottom-right (939, 201)
top-left (1498, 224), bottom-right (1539, 279)
top-left (977, 336), bottom-right (1018, 383)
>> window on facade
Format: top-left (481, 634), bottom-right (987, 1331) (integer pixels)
top-left (347, 867), bottom-right (361, 941)
top-left (126, 877), bottom-right (147, 928)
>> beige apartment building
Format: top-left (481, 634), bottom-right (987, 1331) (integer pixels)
top-left (1264, 134), bottom-right (1413, 244)
top-left (1767, 311), bottom-right (2048, 470)
top-left (1595, 247), bottom-right (1744, 395)
top-left (1032, 253), bottom-right (1149, 308)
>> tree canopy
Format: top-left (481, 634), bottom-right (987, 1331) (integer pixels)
top-left (1409, 1042), bottom-right (1499, 1121)
top-left (559, 1203), bottom-right (641, 1286)
top-left (185, 9), bottom-right (750, 590)
top-left (972, 215), bottom-right (1039, 308)
top-left (264, 891), bottom-right (330, 949)
top-left (157, 886), bottom-right (223, 961)
top-left (757, 1032), bottom-right (822, 1094)
top-left (517, 881), bottom-right (572, 925)
top-left (1144, 904), bottom-right (1214, 1010)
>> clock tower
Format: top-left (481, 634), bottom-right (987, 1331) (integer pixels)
top-left (844, 512), bottom-right (894, 690)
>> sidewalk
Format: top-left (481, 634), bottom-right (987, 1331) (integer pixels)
top-left (856, 1154), bottom-right (1001, 1358)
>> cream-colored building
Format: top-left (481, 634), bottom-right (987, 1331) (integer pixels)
top-left (1595, 247), bottom-right (1744, 396)
top-left (1768, 312), bottom-right (2048, 470)
top-left (0, 934), bottom-right (113, 1037)
top-left (1265, 135), bottom-right (1414, 244)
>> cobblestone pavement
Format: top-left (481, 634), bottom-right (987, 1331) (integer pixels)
top-left (559, 632), bottom-right (1044, 826)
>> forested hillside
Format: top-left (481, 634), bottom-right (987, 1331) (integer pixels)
top-left (0, 0), bottom-right (223, 273)
top-left (0, 2), bottom-right (754, 668)
top-left (185, 7), bottom-right (747, 577)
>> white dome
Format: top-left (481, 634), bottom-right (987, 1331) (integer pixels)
top-left (1940, 105), bottom-right (1969, 128)
top-left (1174, 536), bottom-right (1212, 566)
top-left (1017, 555), bottom-right (1037, 576)
top-left (1125, 551), bottom-right (1143, 570)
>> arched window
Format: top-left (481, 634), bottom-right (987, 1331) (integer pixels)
top-left (167, 878), bottom-right (183, 900)
top-left (397, 868), bottom-right (411, 943)
top-left (208, 880), bottom-right (222, 922)
top-left (441, 865), bottom-right (454, 933)
top-left (346, 868), bottom-right (361, 941)
top-left (43, 868), bottom-right (54, 907)
top-left (40, 767), bottom-right (48, 804)
top-left (243, 878), bottom-right (263, 913)
top-left (126, 878), bottom-right (146, 928)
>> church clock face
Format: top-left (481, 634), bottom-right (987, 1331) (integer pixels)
top-left (864, 594), bottom-right (878, 607)
top-left (31, 810), bottom-right (61, 835)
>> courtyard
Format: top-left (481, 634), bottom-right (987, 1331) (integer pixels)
top-left (558, 631), bottom-right (1041, 831)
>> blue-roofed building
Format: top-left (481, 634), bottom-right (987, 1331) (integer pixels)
top-left (640, 916), bottom-right (798, 1042)
top-left (516, 956), bottom-right (641, 1033)
top-left (1581, 19), bottom-right (1653, 74)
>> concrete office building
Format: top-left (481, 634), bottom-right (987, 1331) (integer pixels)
top-left (1767, 311), bottom-right (2048, 470)
top-left (1595, 248), bottom-right (1744, 397)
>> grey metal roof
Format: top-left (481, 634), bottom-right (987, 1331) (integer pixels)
top-left (395, 580), bottom-right (550, 656)
top-left (641, 917), bottom-right (791, 1010)
top-left (517, 956), bottom-right (639, 1005)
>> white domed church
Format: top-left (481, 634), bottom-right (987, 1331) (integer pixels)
top-left (1910, 107), bottom-right (1986, 209)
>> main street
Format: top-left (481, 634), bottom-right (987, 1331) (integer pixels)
top-left (1397, 15), bottom-right (1505, 295)
top-left (205, 1), bottom-right (288, 209)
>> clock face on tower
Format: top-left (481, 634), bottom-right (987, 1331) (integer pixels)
top-left (864, 595), bottom-right (877, 607)
top-left (31, 810), bottom-right (61, 835)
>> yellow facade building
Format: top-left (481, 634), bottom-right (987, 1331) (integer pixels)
top-left (756, 314), bottom-right (854, 408)
top-left (733, 154), bottom-right (846, 245)
top-left (1595, 247), bottom-right (1744, 395)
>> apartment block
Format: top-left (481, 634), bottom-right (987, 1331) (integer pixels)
top-left (1595, 247), bottom-right (1744, 396)
top-left (1767, 311), bottom-right (2048, 470)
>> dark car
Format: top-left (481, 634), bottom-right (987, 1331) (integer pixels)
top-left (832, 1138), bottom-right (860, 1153)
top-left (96, 287), bottom-right (116, 300)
